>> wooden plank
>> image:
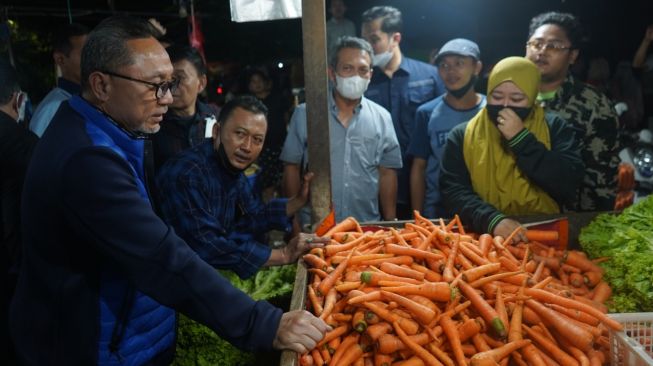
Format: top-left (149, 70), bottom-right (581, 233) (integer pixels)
top-left (279, 261), bottom-right (308, 366)
top-left (281, 1), bottom-right (328, 364)
top-left (301, 0), bottom-right (331, 229)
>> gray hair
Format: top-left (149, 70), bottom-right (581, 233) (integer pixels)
top-left (80, 16), bottom-right (159, 90)
top-left (329, 36), bottom-right (374, 69)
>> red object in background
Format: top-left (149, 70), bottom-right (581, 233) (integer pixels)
top-left (188, 10), bottom-right (206, 62)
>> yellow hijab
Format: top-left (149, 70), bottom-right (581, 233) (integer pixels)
top-left (463, 56), bottom-right (559, 215)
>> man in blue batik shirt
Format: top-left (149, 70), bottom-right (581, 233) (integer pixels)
top-left (157, 95), bottom-right (327, 279)
top-left (361, 6), bottom-right (445, 219)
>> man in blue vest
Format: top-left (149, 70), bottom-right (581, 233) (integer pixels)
top-left (11, 16), bottom-right (328, 365)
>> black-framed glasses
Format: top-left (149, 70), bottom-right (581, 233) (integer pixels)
top-left (526, 40), bottom-right (572, 52)
top-left (101, 70), bottom-right (179, 100)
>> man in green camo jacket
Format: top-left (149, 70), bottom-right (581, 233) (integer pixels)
top-left (526, 11), bottom-right (621, 211)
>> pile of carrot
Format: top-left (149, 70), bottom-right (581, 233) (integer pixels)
top-left (298, 212), bottom-right (621, 366)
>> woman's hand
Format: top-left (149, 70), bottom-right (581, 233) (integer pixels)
top-left (496, 107), bottom-right (524, 140)
top-left (492, 218), bottom-right (528, 244)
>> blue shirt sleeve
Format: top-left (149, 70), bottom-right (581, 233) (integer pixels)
top-left (279, 105), bottom-right (307, 165)
top-left (406, 100), bottom-right (436, 159)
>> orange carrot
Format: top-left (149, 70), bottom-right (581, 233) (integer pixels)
top-left (563, 251), bottom-right (602, 273)
top-left (469, 271), bottom-right (523, 289)
top-left (319, 287), bottom-right (338, 320)
top-left (363, 301), bottom-right (420, 335)
top-left (583, 271), bottom-right (602, 287)
top-left (591, 281), bottom-right (612, 303)
top-left (348, 291), bottom-right (383, 305)
top-left (324, 232), bottom-right (371, 256)
top-left (458, 241), bottom-right (491, 266)
top-left (381, 290), bottom-right (436, 324)
top-left (525, 299), bottom-right (594, 352)
top-left (365, 322), bottom-right (393, 341)
top-left (394, 356), bottom-right (427, 366)
top-left (335, 281), bottom-right (362, 293)
top-left (427, 342), bottom-right (455, 366)
top-left (380, 262), bottom-right (425, 281)
top-left (311, 348), bottom-right (324, 366)
top-left (317, 249), bottom-right (354, 296)
top-left (458, 280), bottom-right (507, 338)
top-left (303, 253), bottom-right (330, 271)
top-left (332, 231), bottom-right (363, 243)
top-left (525, 230), bottom-right (559, 242)
top-left (385, 244), bottom-right (443, 261)
top-left (308, 268), bottom-right (329, 280)
top-left (478, 233), bottom-right (493, 257)
top-left (381, 282), bottom-right (451, 302)
top-left (523, 288), bottom-right (622, 331)
top-left (392, 321), bottom-right (442, 366)
top-left (548, 304), bottom-right (599, 326)
top-left (374, 353), bottom-right (394, 366)
top-left (325, 216), bottom-right (361, 237)
top-left (470, 339), bottom-right (531, 366)
top-left (330, 333), bottom-right (361, 366)
top-left (442, 237), bottom-right (459, 283)
top-left (307, 285), bottom-right (324, 315)
top-left (462, 263), bottom-right (502, 283)
top-left (316, 324), bottom-right (349, 348)
top-left (439, 314), bottom-right (466, 366)
top-left (569, 272), bottom-right (584, 288)
top-left (495, 287), bottom-right (509, 338)
top-left (360, 255), bottom-right (415, 267)
top-left (522, 325), bottom-right (579, 366)
top-left (333, 343), bottom-right (364, 366)
top-left (377, 333), bottom-right (430, 354)
top-left (332, 313), bottom-right (352, 322)
top-left (410, 263), bottom-right (442, 282)
top-left (360, 271), bottom-right (422, 286)
top-left (353, 309), bottom-right (367, 333)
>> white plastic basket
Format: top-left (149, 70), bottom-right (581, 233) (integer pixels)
top-left (609, 313), bottom-right (653, 366)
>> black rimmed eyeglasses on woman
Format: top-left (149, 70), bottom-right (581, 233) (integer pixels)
top-left (101, 70), bottom-right (180, 101)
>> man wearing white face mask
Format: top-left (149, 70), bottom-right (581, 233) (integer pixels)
top-left (361, 6), bottom-right (445, 219)
top-left (281, 36), bottom-right (402, 224)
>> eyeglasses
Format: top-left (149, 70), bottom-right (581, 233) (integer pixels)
top-left (101, 70), bottom-right (179, 100)
top-left (526, 40), bottom-right (572, 52)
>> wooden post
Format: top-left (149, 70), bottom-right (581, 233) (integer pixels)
top-left (301, 0), bottom-right (331, 230)
top-left (280, 1), bottom-right (330, 365)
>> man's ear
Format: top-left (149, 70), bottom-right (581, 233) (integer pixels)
top-left (88, 72), bottom-right (111, 101)
top-left (212, 121), bottom-right (220, 139)
top-left (53, 51), bottom-right (65, 67)
top-left (569, 49), bottom-right (580, 65)
top-left (475, 61), bottom-right (483, 76)
top-left (328, 66), bottom-right (336, 84)
top-left (198, 74), bottom-right (207, 94)
top-left (392, 32), bottom-right (402, 46)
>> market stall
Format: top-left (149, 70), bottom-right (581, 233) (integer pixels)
top-left (285, 197), bottom-right (653, 366)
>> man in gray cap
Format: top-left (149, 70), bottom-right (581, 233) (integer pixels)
top-left (407, 38), bottom-right (486, 217)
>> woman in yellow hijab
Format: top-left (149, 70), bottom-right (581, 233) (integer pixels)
top-left (439, 57), bottom-right (583, 241)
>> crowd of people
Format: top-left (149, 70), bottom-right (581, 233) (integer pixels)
top-left (1, 1), bottom-right (652, 365)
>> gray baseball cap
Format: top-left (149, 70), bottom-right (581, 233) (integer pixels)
top-left (434, 38), bottom-right (480, 65)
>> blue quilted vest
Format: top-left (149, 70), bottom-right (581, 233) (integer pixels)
top-left (69, 96), bottom-right (175, 365)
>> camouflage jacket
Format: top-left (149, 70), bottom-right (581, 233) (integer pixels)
top-left (539, 74), bottom-right (620, 211)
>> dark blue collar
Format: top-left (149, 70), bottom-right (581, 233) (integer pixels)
top-left (57, 77), bottom-right (81, 95)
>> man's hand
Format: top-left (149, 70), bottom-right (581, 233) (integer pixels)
top-left (282, 233), bottom-right (329, 264)
top-left (272, 310), bottom-right (331, 354)
top-left (492, 218), bottom-right (528, 244)
top-left (286, 172), bottom-right (314, 217)
top-left (496, 107), bottom-right (525, 140)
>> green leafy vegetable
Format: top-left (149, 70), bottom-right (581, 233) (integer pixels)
top-left (172, 264), bottom-right (297, 366)
top-left (579, 196), bottom-right (653, 312)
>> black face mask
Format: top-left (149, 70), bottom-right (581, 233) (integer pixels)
top-left (216, 141), bottom-right (245, 175)
top-left (486, 104), bottom-right (533, 125)
top-left (448, 75), bottom-right (477, 99)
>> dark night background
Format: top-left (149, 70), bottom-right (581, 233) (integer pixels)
top-left (1, 0), bottom-right (652, 103)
